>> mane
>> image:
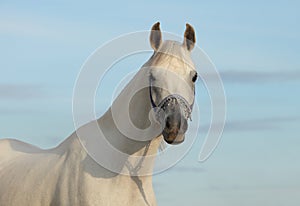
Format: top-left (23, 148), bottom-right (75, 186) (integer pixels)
top-left (145, 40), bottom-right (195, 70)
top-left (158, 41), bottom-right (187, 57)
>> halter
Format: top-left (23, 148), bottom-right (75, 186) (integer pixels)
top-left (149, 77), bottom-right (194, 120)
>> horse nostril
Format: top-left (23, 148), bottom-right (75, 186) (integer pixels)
top-left (165, 120), bottom-right (171, 129)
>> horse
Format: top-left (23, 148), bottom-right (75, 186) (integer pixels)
top-left (0, 22), bottom-right (198, 206)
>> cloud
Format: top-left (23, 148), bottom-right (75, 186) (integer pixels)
top-left (171, 165), bottom-right (206, 173)
top-left (200, 70), bottom-right (300, 84)
top-left (0, 108), bottom-right (36, 115)
top-left (224, 116), bottom-right (300, 132)
top-left (0, 84), bottom-right (44, 100)
top-left (0, 16), bottom-right (60, 38)
top-left (190, 116), bottom-right (300, 134)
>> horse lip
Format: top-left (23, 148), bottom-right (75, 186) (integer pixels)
top-left (164, 139), bottom-right (184, 145)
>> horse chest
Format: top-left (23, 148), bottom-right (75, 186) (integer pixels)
top-left (82, 173), bottom-right (157, 206)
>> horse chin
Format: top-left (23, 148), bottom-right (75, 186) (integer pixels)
top-left (162, 131), bottom-right (185, 145)
top-left (165, 139), bottom-right (184, 145)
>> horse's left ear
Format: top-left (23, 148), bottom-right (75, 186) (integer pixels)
top-left (183, 23), bottom-right (196, 51)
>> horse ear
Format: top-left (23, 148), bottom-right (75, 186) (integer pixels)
top-left (150, 22), bottom-right (162, 51)
top-left (183, 23), bottom-right (196, 51)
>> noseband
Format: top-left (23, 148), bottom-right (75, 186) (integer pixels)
top-left (149, 78), bottom-right (194, 120)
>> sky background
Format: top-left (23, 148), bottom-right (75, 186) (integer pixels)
top-left (1, 0), bottom-right (300, 205)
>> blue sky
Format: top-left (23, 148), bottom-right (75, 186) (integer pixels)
top-left (1, 0), bottom-right (300, 205)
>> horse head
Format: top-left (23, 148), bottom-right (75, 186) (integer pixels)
top-left (147, 22), bottom-right (197, 145)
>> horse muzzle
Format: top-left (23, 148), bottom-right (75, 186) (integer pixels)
top-left (162, 112), bottom-right (187, 144)
top-left (155, 95), bottom-right (191, 145)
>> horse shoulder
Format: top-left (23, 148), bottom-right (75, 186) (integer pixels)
top-left (0, 139), bottom-right (70, 205)
top-left (1, 139), bottom-right (42, 170)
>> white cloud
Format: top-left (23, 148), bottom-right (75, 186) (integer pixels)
top-left (0, 83), bottom-right (44, 100)
top-left (0, 16), bottom-right (61, 38)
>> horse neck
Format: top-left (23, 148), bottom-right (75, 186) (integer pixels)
top-left (97, 67), bottom-right (162, 173)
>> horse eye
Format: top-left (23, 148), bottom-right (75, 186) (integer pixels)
top-left (192, 73), bottom-right (198, 82)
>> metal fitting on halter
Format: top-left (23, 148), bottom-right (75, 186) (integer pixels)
top-left (157, 94), bottom-right (192, 120)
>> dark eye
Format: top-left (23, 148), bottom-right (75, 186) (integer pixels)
top-left (192, 72), bottom-right (198, 83)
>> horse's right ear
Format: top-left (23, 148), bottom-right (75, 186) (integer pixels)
top-left (150, 22), bottom-right (162, 51)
